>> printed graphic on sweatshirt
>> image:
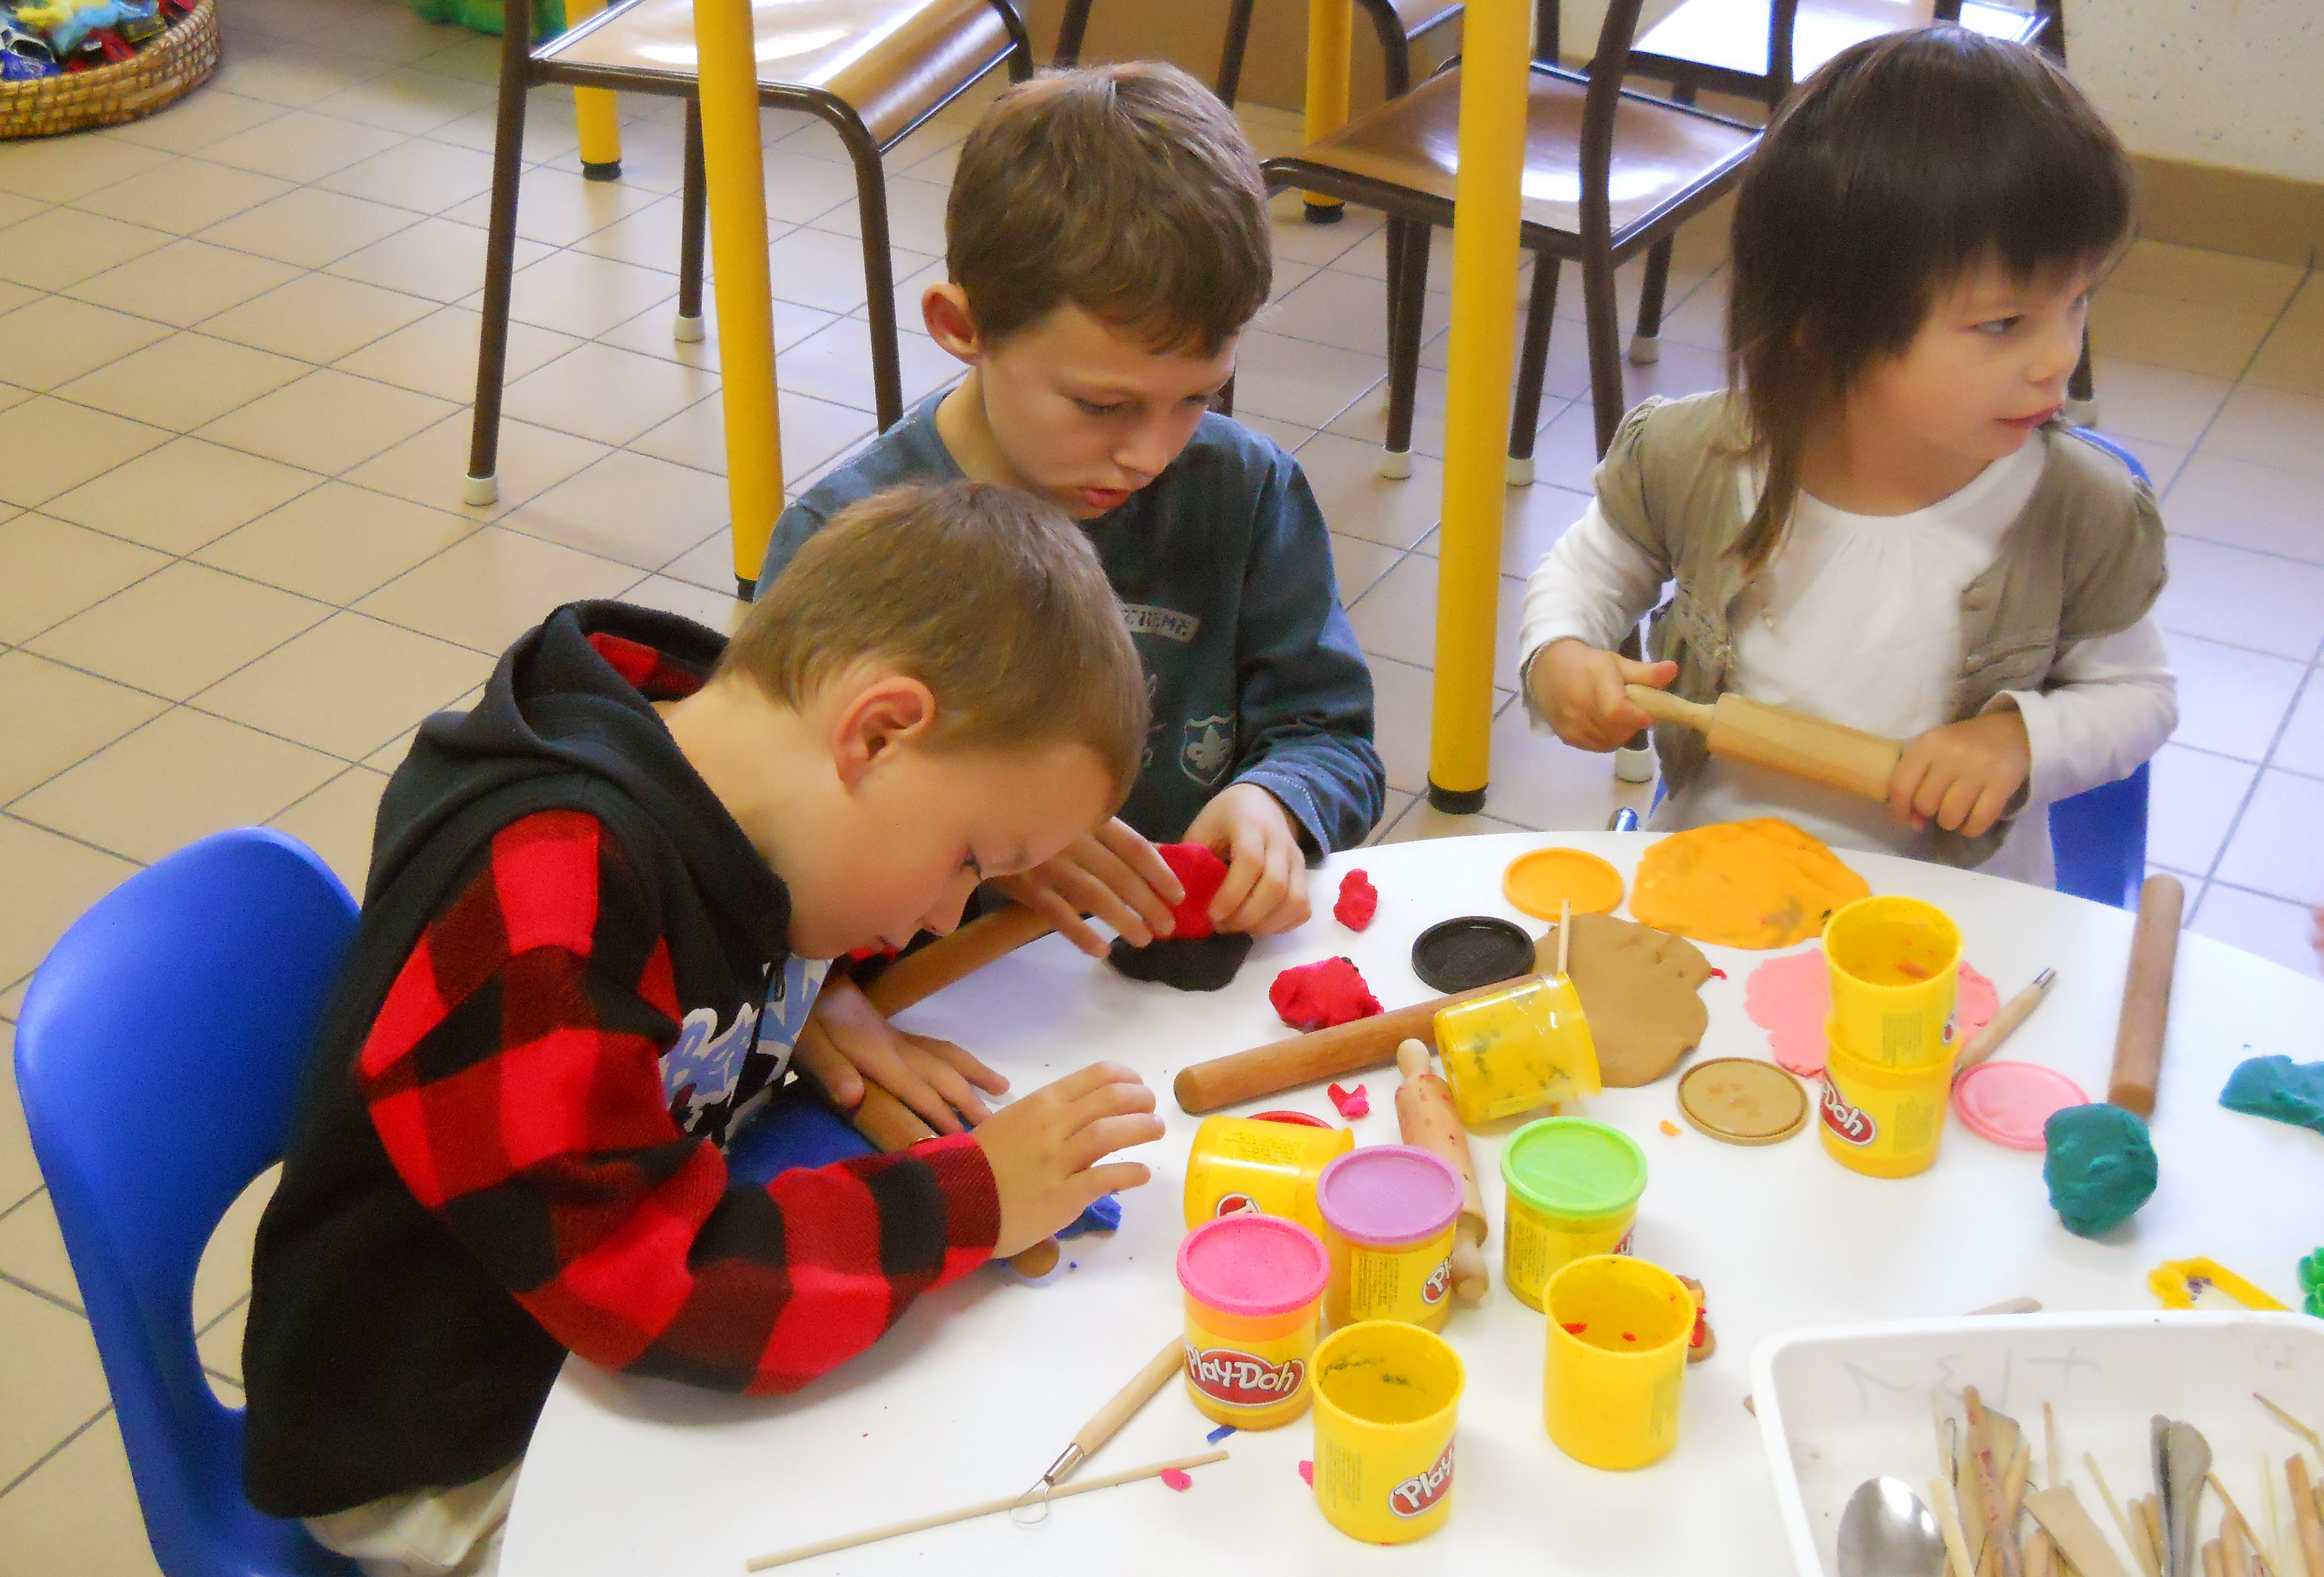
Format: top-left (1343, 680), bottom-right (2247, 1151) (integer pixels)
top-left (1123, 603), bottom-right (1201, 644)
top-left (662, 955), bottom-right (831, 1137)
top-left (1181, 714), bottom-right (1235, 788)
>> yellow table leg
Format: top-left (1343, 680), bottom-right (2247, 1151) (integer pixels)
top-left (564, 0), bottom-right (624, 178)
top-left (1427, 0), bottom-right (1529, 812)
top-left (1300, 0), bottom-right (1350, 221)
top-left (691, 0), bottom-right (785, 593)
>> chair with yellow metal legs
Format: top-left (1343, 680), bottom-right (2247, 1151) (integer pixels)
top-left (464, 0), bottom-right (1033, 508)
top-left (1261, 0), bottom-right (1767, 483)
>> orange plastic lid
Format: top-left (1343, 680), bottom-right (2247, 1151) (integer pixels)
top-left (1502, 847), bottom-right (1626, 919)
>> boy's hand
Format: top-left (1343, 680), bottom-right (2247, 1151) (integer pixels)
top-left (976, 1062), bottom-right (1163, 1258)
top-left (1887, 707), bottom-right (2031, 839)
top-left (1529, 638), bottom-right (1679, 751)
top-left (791, 974), bottom-right (1008, 1136)
top-left (990, 818), bottom-right (1185, 959)
top-left (1185, 782), bottom-right (1309, 935)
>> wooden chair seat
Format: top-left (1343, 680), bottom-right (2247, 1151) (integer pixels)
top-left (536, 0), bottom-right (1014, 146)
top-left (1631, 0), bottom-right (2042, 92)
top-left (1276, 61), bottom-right (1758, 253)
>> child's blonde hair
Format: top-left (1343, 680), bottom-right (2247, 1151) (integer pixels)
top-left (724, 480), bottom-right (1148, 798)
top-left (1726, 27), bottom-right (2134, 573)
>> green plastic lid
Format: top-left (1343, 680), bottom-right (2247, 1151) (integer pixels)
top-left (1501, 1117), bottom-right (1647, 1219)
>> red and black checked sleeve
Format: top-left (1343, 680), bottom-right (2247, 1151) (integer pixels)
top-left (357, 808), bottom-right (1000, 1394)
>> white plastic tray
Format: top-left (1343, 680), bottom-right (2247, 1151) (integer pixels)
top-left (1750, 1311), bottom-right (2324, 1577)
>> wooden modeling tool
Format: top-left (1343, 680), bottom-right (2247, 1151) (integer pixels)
top-left (2025, 1486), bottom-right (2137, 1577)
top-left (2287, 1456), bottom-right (2324, 1577)
top-left (1625, 684), bottom-right (1902, 802)
top-left (2111, 877), bottom-right (2184, 1121)
top-left (1394, 1039), bottom-right (1489, 1302)
top-left (1934, 1476), bottom-right (1980, 1577)
top-left (2210, 1476), bottom-right (2283, 1577)
top-left (1019, 1335), bottom-right (1185, 1509)
top-left (1958, 968), bottom-right (2057, 1072)
top-left (2259, 1396), bottom-right (2324, 1465)
top-left (2090, 1456), bottom-right (2150, 1577)
top-left (742, 1449), bottom-right (1228, 1569)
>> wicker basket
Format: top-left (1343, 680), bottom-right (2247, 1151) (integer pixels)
top-left (0, 0), bottom-right (218, 140)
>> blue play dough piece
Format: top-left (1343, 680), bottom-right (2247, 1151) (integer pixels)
top-left (1206, 1424), bottom-right (1238, 1445)
top-left (2042, 1103), bottom-right (2157, 1238)
top-left (1059, 1193), bottom-right (1122, 1239)
top-left (2220, 1056), bottom-right (2324, 1137)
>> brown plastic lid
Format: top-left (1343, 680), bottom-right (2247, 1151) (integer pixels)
top-left (1677, 1058), bottom-right (1809, 1146)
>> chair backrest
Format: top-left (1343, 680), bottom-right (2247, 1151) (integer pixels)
top-left (15, 829), bottom-right (363, 1577)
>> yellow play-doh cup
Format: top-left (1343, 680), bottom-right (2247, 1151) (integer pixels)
top-left (1178, 1214), bottom-right (1331, 1430)
top-left (1817, 1033), bottom-right (1953, 1178)
top-left (1822, 895), bottom-right (1961, 1070)
top-left (1501, 1117), bottom-right (1648, 1312)
top-left (1311, 1320), bottom-right (1465, 1544)
top-left (1542, 1255), bottom-right (1694, 1470)
top-left (1183, 1113), bottom-right (1354, 1239)
top-left (1434, 974), bottom-right (1601, 1126)
top-left (1317, 1146), bottom-right (1465, 1332)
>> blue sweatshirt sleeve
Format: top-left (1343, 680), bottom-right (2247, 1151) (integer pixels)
top-left (1228, 453), bottom-right (1387, 855)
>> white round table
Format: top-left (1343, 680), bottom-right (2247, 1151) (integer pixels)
top-left (498, 833), bottom-right (2324, 1576)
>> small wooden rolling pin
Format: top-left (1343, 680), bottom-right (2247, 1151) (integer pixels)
top-left (1175, 979), bottom-right (1508, 1115)
top-left (1394, 1040), bottom-right (1489, 1302)
top-left (848, 905), bottom-right (1063, 1276)
top-left (1626, 684), bottom-right (1901, 802)
top-left (2110, 874), bottom-right (2184, 1120)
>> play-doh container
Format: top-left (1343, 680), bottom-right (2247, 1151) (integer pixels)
top-left (1311, 1320), bottom-right (1465, 1544)
top-left (1822, 895), bottom-right (1961, 1069)
top-left (1500, 1116), bottom-right (1648, 1312)
top-left (1178, 1214), bottom-right (1330, 1429)
top-left (1817, 1033), bottom-right (1953, 1178)
top-left (1316, 1146), bottom-right (1464, 1331)
top-left (1183, 1113), bottom-right (1354, 1237)
top-left (1433, 974), bottom-right (1602, 1126)
top-left (1543, 1254), bottom-right (1695, 1470)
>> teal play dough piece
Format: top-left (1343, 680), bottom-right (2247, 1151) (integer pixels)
top-left (2041, 1103), bottom-right (2157, 1239)
top-left (2220, 1056), bottom-right (2324, 1137)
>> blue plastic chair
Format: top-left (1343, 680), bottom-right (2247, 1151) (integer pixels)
top-left (14, 829), bottom-right (364, 1577)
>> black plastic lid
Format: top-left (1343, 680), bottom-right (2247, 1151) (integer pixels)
top-left (1410, 915), bottom-right (1536, 994)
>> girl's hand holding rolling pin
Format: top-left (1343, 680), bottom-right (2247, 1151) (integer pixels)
top-left (1887, 705), bottom-right (2031, 839)
top-left (1529, 639), bottom-right (1680, 751)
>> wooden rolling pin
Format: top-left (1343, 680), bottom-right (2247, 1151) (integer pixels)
top-left (1175, 980), bottom-right (1507, 1115)
top-left (2109, 874), bottom-right (2184, 1120)
top-left (1625, 684), bottom-right (1902, 802)
top-left (1395, 1040), bottom-right (1489, 1302)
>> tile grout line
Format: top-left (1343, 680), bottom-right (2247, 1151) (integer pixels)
top-left (0, 1406), bottom-right (110, 1503)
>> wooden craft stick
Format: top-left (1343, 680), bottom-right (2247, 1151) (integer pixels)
top-left (2286, 1455), bottom-right (2324, 1577)
top-left (2227, 1509), bottom-right (2258, 1577)
top-left (1936, 1475), bottom-right (1981, 1577)
top-left (862, 904), bottom-right (1056, 1017)
top-left (2140, 1497), bottom-right (2166, 1577)
top-left (2026, 1532), bottom-right (2055, 1577)
top-left (2046, 1402), bottom-right (2060, 1494)
top-left (2214, 1543), bottom-right (2233, 1577)
top-left (2260, 1396), bottom-right (2324, 1467)
top-left (2212, 1475), bottom-right (2284, 1577)
top-left (743, 1449), bottom-right (1229, 1570)
top-left (1959, 968), bottom-right (2057, 1072)
top-left (1556, 898), bottom-right (1572, 979)
top-left (1395, 1040), bottom-right (1489, 1301)
top-left (1968, 1391), bottom-right (2026, 1577)
top-left (2026, 1486), bottom-right (2137, 1577)
top-left (1174, 979), bottom-right (1507, 1113)
top-left (2109, 875), bottom-right (2184, 1120)
top-left (2088, 1456), bottom-right (2149, 1577)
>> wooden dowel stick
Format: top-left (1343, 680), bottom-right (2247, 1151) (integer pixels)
top-left (2261, 1395), bottom-right (2324, 1469)
top-left (1936, 1475), bottom-right (1981, 1577)
top-left (1556, 898), bottom-right (1571, 979)
top-left (2046, 1402), bottom-right (2059, 1491)
top-left (743, 1450), bottom-right (1229, 1570)
top-left (2087, 1456), bottom-right (2148, 1577)
top-left (2212, 1475), bottom-right (2285, 1577)
top-left (2268, 1456), bottom-right (2288, 1577)
top-left (2286, 1454), bottom-right (2324, 1577)
top-left (1046, 1336), bottom-right (1185, 1483)
top-left (2140, 1497), bottom-right (2166, 1577)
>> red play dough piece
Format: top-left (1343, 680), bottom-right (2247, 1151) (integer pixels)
top-left (1157, 843), bottom-right (1229, 940)
top-left (1334, 868), bottom-right (1378, 931)
top-left (1270, 957), bottom-right (1383, 1032)
top-left (1327, 1082), bottom-right (1370, 1120)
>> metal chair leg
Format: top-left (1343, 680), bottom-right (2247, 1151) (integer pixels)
top-left (466, 0), bottom-right (534, 509)
top-left (1507, 252), bottom-right (1559, 484)
top-left (1053, 0), bottom-right (1091, 66)
top-left (840, 115), bottom-right (905, 430)
top-left (1631, 82), bottom-right (1695, 366)
top-left (1581, 246), bottom-right (1625, 459)
top-left (1215, 0), bottom-right (1256, 105)
top-left (675, 98), bottom-right (707, 344)
top-left (1381, 216), bottom-right (1430, 477)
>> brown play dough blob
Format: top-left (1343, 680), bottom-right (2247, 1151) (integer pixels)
top-left (1630, 818), bottom-right (1871, 950)
top-left (1541, 912), bottom-right (1713, 1087)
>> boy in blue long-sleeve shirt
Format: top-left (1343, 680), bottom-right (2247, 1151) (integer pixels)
top-left (757, 62), bottom-right (1383, 1017)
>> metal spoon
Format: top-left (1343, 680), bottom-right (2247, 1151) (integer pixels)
top-left (1839, 1476), bottom-right (1949, 1577)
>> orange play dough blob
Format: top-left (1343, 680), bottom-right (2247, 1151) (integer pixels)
top-left (1630, 818), bottom-right (1870, 950)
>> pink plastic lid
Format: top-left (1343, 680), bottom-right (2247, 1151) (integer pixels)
top-left (1177, 1214), bottom-right (1330, 1320)
top-left (1953, 1060), bottom-right (2088, 1152)
top-left (1315, 1145), bottom-right (1464, 1249)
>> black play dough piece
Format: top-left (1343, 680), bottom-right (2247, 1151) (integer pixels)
top-left (1107, 932), bottom-right (1256, 992)
top-left (1411, 916), bottom-right (1535, 994)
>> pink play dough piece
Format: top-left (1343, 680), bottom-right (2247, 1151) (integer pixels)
top-left (1743, 950), bottom-right (2000, 1077)
top-left (1160, 1467), bottom-right (1194, 1492)
top-left (1953, 1059), bottom-right (2088, 1151)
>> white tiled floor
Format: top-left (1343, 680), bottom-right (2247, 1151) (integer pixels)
top-left (1, 2), bottom-right (2323, 1564)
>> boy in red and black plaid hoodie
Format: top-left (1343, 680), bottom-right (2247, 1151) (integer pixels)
top-left (242, 480), bottom-right (1164, 1574)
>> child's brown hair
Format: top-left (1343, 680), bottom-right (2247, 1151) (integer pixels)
top-left (945, 61), bottom-right (1272, 355)
top-left (1726, 27), bottom-right (2134, 573)
top-left (723, 480), bottom-right (1148, 798)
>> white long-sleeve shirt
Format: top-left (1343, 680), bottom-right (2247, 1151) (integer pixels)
top-left (1517, 440), bottom-right (2177, 886)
